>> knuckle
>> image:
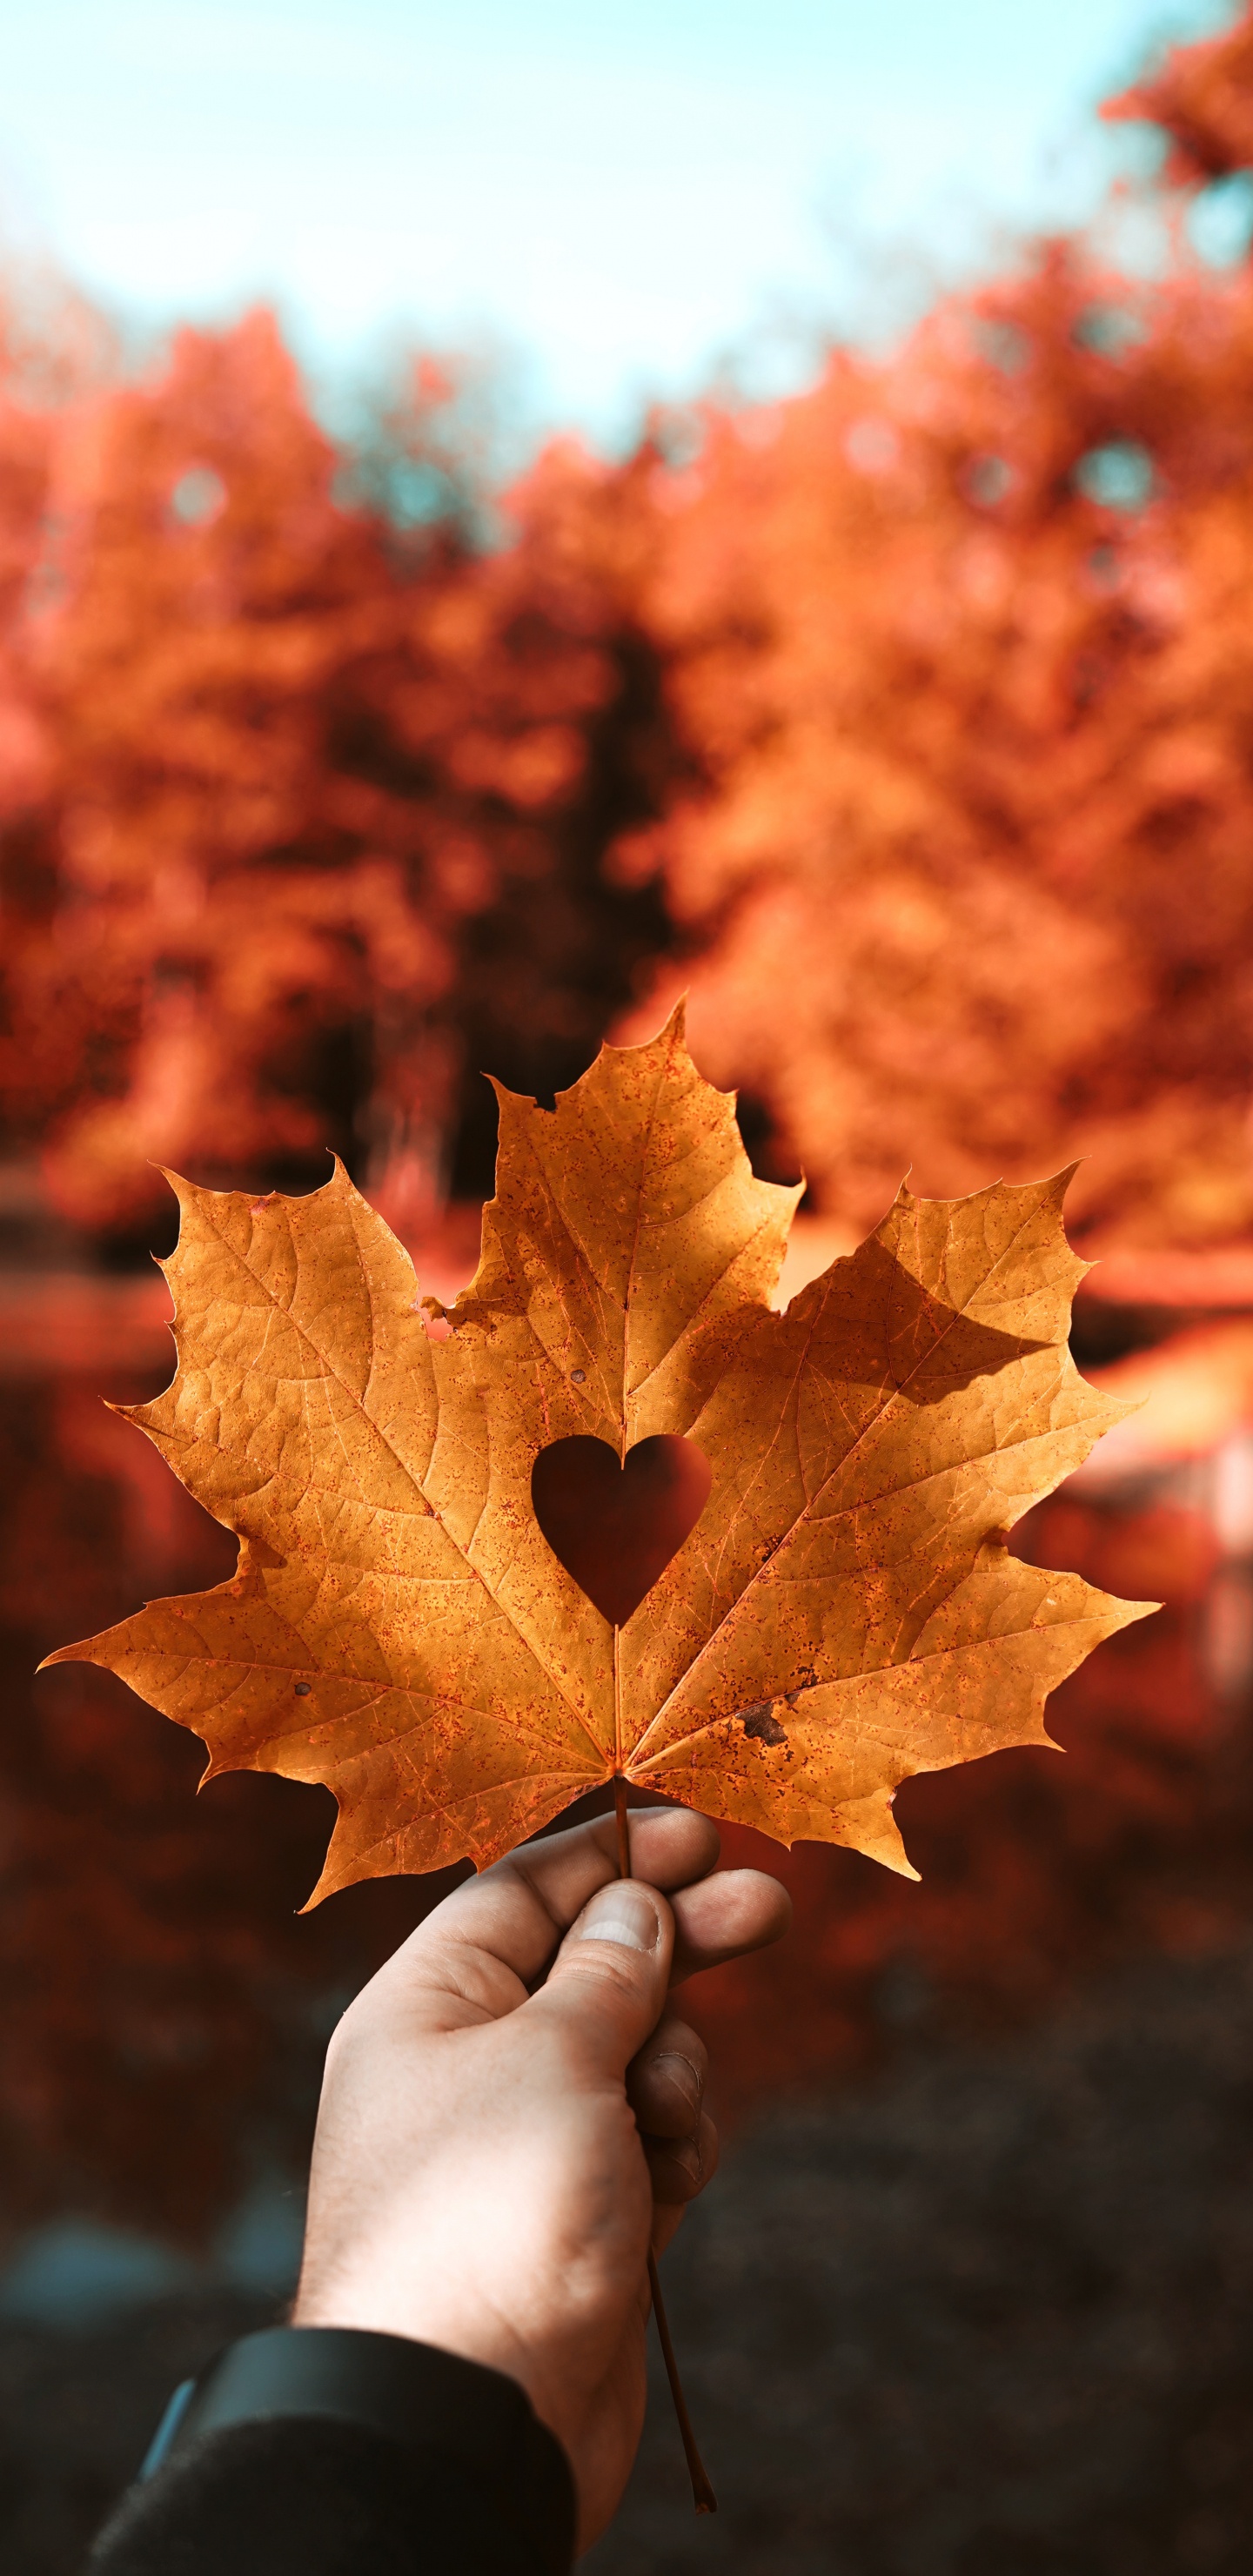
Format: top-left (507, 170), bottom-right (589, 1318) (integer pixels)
top-left (562, 1939), bottom-right (654, 1997)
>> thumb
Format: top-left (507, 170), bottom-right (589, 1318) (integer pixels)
top-left (526, 1878), bottom-right (674, 2076)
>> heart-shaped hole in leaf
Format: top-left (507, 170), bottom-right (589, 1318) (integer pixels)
top-left (532, 1433), bottom-right (712, 1628)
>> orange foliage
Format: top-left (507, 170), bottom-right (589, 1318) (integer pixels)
top-left (0, 319), bottom-right (672, 1238)
top-left (1106, 3), bottom-right (1253, 184)
top-left (6, 12), bottom-right (1253, 1251)
top-left (612, 215), bottom-right (1253, 1243)
top-left (8, 2), bottom-right (1253, 2242)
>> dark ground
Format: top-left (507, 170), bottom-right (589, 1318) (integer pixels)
top-left (591, 1944), bottom-right (1253, 2576)
top-left (7, 1942), bottom-right (1253, 2575)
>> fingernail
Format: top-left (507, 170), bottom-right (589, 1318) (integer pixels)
top-left (667, 2136), bottom-right (703, 2183)
top-left (654, 2051), bottom-right (703, 2117)
top-left (578, 1884), bottom-right (660, 1953)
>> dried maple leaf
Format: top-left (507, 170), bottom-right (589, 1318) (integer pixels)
top-left (44, 1009), bottom-right (1152, 1902)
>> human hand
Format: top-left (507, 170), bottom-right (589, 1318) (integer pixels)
top-left (291, 1807), bottom-right (790, 2548)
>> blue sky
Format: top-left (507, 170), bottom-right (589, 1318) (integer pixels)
top-left (0, 0), bottom-right (1237, 439)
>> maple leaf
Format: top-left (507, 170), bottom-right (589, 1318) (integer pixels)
top-left (44, 1009), bottom-right (1152, 1903)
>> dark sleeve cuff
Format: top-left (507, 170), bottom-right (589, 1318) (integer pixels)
top-left (88, 2325), bottom-right (576, 2576)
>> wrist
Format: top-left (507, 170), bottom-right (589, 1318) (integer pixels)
top-left (292, 2266), bottom-right (536, 2407)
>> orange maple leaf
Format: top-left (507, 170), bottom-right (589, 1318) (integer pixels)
top-left (44, 1009), bottom-right (1153, 1903)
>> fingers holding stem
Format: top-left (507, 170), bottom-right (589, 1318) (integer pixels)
top-left (627, 2011), bottom-right (719, 2209)
top-left (612, 1786), bottom-right (720, 2518)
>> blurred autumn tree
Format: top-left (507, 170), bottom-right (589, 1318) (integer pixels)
top-left (1110, 0), bottom-right (1253, 183)
top-left (606, 3), bottom-right (1253, 1249)
top-left (0, 314), bottom-right (673, 1244)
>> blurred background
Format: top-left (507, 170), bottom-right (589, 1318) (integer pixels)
top-left (7, 3), bottom-right (1253, 2568)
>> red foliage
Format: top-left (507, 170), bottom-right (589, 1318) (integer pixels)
top-left (0, 323), bottom-right (673, 1238)
top-left (1105, 5), bottom-right (1253, 184)
top-left (7, 5), bottom-right (1253, 2237)
top-left (611, 214), bottom-right (1253, 1242)
top-left (7, 13), bottom-right (1253, 1251)
top-left (0, 1365), bottom-right (450, 2244)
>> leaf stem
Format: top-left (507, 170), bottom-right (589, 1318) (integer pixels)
top-left (613, 1621), bottom-right (623, 1777)
top-left (646, 2249), bottom-right (717, 2516)
top-left (613, 1770), bottom-right (717, 2517)
top-left (613, 1769), bottom-right (632, 1882)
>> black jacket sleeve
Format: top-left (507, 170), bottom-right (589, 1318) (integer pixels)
top-left (86, 2325), bottom-right (577, 2576)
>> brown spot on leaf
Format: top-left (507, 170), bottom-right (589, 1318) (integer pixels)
top-left (741, 1700), bottom-right (788, 1747)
